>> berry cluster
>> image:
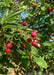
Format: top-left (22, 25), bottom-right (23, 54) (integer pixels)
top-left (27, 30), bottom-right (41, 47)
top-left (5, 41), bottom-right (12, 54)
top-left (22, 28), bottom-right (41, 48)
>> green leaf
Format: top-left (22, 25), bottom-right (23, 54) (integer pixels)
top-left (2, 25), bottom-right (18, 28)
top-left (31, 46), bottom-right (38, 55)
top-left (1, 7), bottom-right (26, 24)
top-left (41, 6), bottom-right (46, 11)
top-left (6, 63), bottom-right (15, 68)
top-left (21, 38), bottom-right (31, 51)
top-left (41, 0), bottom-right (45, 4)
top-left (28, 13), bottom-right (33, 17)
top-left (2, 23), bottom-right (18, 29)
top-left (4, 33), bottom-right (13, 38)
top-left (43, 42), bottom-right (52, 46)
top-left (0, 37), bottom-right (4, 45)
top-left (36, 36), bottom-right (40, 40)
top-left (0, 52), bottom-right (3, 59)
top-left (20, 59), bottom-right (30, 67)
top-left (33, 55), bottom-right (47, 69)
top-left (1, 11), bottom-right (7, 25)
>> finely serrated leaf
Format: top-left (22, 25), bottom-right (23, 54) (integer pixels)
top-left (2, 25), bottom-right (18, 29)
top-left (31, 46), bottom-right (38, 55)
top-left (4, 33), bottom-right (13, 38)
top-left (43, 42), bottom-right (52, 46)
top-left (33, 55), bottom-right (47, 69)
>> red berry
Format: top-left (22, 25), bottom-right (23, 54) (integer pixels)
top-left (22, 44), bottom-right (26, 48)
top-left (50, 65), bottom-right (54, 67)
top-left (30, 56), bottom-right (32, 60)
top-left (31, 32), bottom-right (37, 37)
top-left (22, 34), bottom-right (25, 37)
top-left (21, 70), bottom-right (23, 73)
top-left (23, 22), bottom-right (27, 26)
top-left (32, 67), bottom-right (34, 70)
top-left (53, 7), bottom-right (54, 9)
top-left (47, 9), bottom-right (52, 13)
top-left (16, 29), bottom-right (19, 31)
top-left (32, 37), bottom-right (36, 40)
top-left (34, 30), bottom-right (38, 34)
top-left (51, 60), bottom-right (53, 62)
top-left (7, 43), bottom-right (12, 48)
top-left (27, 38), bottom-right (32, 43)
top-left (53, 33), bottom-right (54, 36)
top-left (6, 48), bottom-right (11, 54)
top-left (32, 41), bottom-right (37, 46)
top-left (5, 41), bottom-right (8, 44)
top-left (33, 3), bottom-right (36, 6)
